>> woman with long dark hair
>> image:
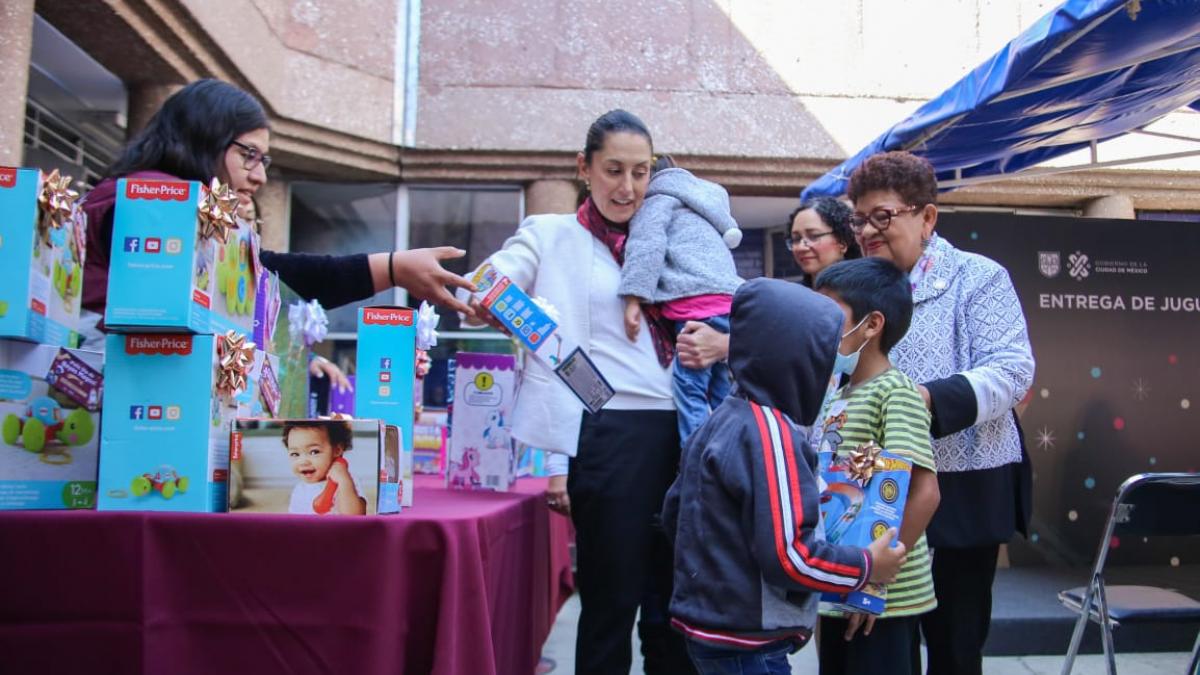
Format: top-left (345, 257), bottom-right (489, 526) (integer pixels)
top-left (80, 79), bottom-right (472, 346)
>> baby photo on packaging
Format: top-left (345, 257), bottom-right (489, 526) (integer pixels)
top-left (230, 418), bottom-right (381, 515)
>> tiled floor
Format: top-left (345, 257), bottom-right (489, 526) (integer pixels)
top-left (541, 595), bottom-right (1195, 674)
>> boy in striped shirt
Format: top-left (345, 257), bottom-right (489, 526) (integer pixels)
top-left (662, 278), bottom-right (907, 674)
top-left (812, 258), bottom-right (940, 675)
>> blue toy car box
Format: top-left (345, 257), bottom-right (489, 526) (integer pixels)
top-left (96, 333), bottom-right (257, 512)
top-left (0, 340), bottom-right (102, 509)
top-left (818, 443), bottom-right (912, 615)
top-left (0, 167), bottom-right (86, 348)
top-left (354, 306), bottom-right (415, 510)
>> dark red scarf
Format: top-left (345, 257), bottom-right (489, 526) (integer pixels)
top-left (577, 198), bottom-right (675, 368)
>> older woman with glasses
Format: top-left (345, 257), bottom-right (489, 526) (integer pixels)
top-left (79, 79), bottom-right (473, 348)
top-left (846, 151), bottom-right (1034, 675)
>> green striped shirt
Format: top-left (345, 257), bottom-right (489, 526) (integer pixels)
top-left (817, 368), bottom-right (937, 618)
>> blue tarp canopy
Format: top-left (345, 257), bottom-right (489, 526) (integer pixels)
top-left (801, 0), bottom-right (1200, 201)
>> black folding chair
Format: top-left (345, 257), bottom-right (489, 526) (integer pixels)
top-left (1059, 472), bottom-right (1200, 675)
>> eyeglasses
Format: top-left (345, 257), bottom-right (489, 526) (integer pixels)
top-left (785, 231), bottom-right (835, 249)
top-left (849, 205), bottom-right (922, 233)
top-left (230, 140), bottom-right (272, 171)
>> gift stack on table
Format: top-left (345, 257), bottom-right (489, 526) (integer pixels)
top-left (0, 167), bottom-right (104, 511)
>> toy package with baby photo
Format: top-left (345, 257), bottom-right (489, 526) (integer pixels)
top-left (0, 167), bottom-right (87, 348)
top-left (817, 439), bottom-right (912, 615)
top-left (105, 177), bottom-right (258, 337)
top-left (0, 340), bottom-right (102, 509)
top-left (469, 262), bottom-right (613, 414)
top-left (229, 418), bottom-right (395, 515)
top-left (96, 331), bottom-right (260, 512)
top-left (355, 306), bottom-right (415, 506)
top-left (447, 352), bottom-right (516, 491)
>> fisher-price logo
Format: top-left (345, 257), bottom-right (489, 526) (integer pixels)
top-left (0, 168), bottom-right (16, 188)
top-left (125, 179), bottom-right (191, 201)
top-left (125, 335), bottom-right (195, 356)
top-left (363, 308), bottom-right (415, 326)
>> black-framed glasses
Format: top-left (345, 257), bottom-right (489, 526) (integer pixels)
top-left (785, 231), bottom-right (835, 249)
top-left (230, 140), bottom-right (272, 171)
top-left (849, 205), bottom-right (922, 233)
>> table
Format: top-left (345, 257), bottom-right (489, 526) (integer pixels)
top-left (0, 475), bottom-right (574, 675)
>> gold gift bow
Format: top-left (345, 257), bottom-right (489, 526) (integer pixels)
top-left (197, 178), bottom-right (240, 244)
top-left (37, 169), bottom-right (79, 236)
top-left (846, 441), bottom-right (886, 486)
top-left (216, 331), bottom-right (256, 397)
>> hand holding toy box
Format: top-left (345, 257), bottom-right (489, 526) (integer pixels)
top-left (447, 353), bottom-right (517, 491)
top-left (354, 306), bottom-right (415, 507)
top-left (818, 442), bottom-right (912, 615)
top-left (105, 177), bottom-right (258, 337)
top-left (97, 331), bottom-right (260, 512)
top-left (229, 418), bottom-right (399, 515)
top-left (0, 340), bottom-right (102, 509)
top-left (0, 167), bottom-right (86, 347)
top-left (469, 262), bottom-right (613, 414)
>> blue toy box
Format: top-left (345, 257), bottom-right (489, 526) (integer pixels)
top-left (0, 167), bottom-right (86, 348)
top-left (105, 177), bottom-right (257, 337)
top-left (0, 340), bottom-right (102, 509)
top-left (818, 444), bottom-right (912, 615)
top-left (354, 306), bottom-right (415, 509)
top-left (96, 333), bottom-right (255, 512)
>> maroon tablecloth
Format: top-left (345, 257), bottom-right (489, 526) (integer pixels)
top-left (0, 475), bottom-right (574, 675)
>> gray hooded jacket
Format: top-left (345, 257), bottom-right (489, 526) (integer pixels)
top-left (618, 168), bottom-right (743, 304)
top-left (662, 278), bottom-right (873, 650)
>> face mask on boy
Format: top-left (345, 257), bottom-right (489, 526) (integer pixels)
top-left (831, 315), bottom-right (870, 380)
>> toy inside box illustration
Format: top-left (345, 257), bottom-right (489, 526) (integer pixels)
top-left (817, 439), bottom-right (912, 615)
top-left (229, 418), bottom-right (395, 515)
top-left (0, 167), bottom-right (87, 348)
top-left (0, 341), bottom-right (102, 509)
top-left (447, 352), bottom-right (516, 491)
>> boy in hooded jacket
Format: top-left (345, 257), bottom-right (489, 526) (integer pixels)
top-left (619, 156), bottom-right (743, 444)
top-left (662, 278), bottom-right (908, 674)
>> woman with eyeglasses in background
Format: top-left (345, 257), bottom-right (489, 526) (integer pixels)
top-left (846, 151), bottom-right (1034, 675)
top-left (787, 197), bottom-right (861, 286)
top-left (79, 79), bottom-right (474, 348)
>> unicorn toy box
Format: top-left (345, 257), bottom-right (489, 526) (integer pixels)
top-left (446, 352), bottom-right (516, 491)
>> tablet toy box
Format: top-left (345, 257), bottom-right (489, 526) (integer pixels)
top-left (354, 306), bottom-right (415, 507)
top-left (470, 262), bottom-right (613, 414)
top-left (229, 418), bottom-right (397, 515)
top-left (447, 353), bottom-right (516, 491)
top-left (0, 341), bottom-right (102, 509)
top-left (0, 168), bottom-right (86, 348)
top-left (96, 332), bottom-right (259, 512)
top-left (818, 441), bottom-right (912, 615)
top-left (105, 177), bottom-right (256, 337)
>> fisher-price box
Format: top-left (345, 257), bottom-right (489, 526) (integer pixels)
top-left (97, 333), bottom-right (253, 512)
top-left (355, 306), bottom-right (415, 507)
top-left (447, 353), bottom-right (516, 491)
top-left (470, 262), bottom-right (613, 413)
top-left (105, 178), bottom-right (258, 337)
top-left (229, 418), bottom-right (398, 515)
top-left (0, 341), bottom-right (102, 509)
top-left (0, 167), bottom-right (86, 348)
top-left (818, 444), bottom-right (912, 615)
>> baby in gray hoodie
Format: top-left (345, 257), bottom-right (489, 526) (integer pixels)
top-left (620, 156), bottom-right (744, 443)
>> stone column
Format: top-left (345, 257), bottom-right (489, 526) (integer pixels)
top-left (126, 83), bottom-right (181, 138)
top-left (525, 179), bottom-right (579, 216)
top-left (1083, 194), bottom-right (1135, 219)
top-left (255, 172), bottom-right (291, 252)
top-left (0, 0), bottom-right (35, 166)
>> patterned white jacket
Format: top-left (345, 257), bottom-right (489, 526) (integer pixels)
top-left (891, 234), bottom-right (1035, 473)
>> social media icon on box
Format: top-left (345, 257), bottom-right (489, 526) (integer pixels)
top-left (165, 238), bottom-right (183, 254)
top-left (145, 238), bottom-right (162, 254)
top-left (166, 406), bottom-right (181, 420)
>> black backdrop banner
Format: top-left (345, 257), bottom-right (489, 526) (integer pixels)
top-left (937, 213), bottom-right (1199, 567)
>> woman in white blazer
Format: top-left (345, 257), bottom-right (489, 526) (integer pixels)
top-left (466, 110), bottom-right (696, 675)
top-left (846, 151), bottom-right (1035, 675)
